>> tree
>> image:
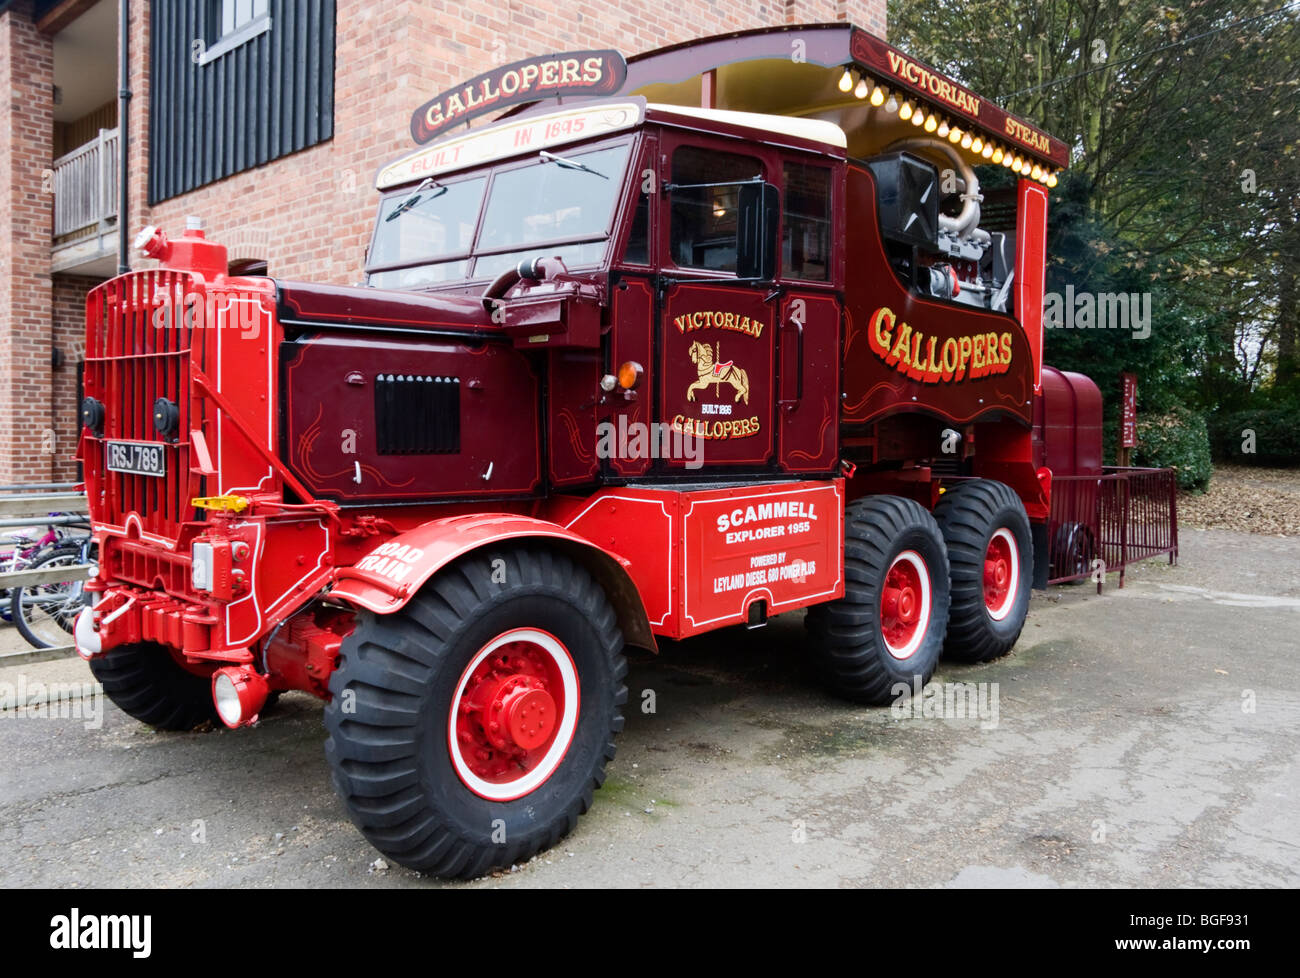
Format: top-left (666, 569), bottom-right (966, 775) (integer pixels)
top-left (889, 0), bottom-right (1300, 442)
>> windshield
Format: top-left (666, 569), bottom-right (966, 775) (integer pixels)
top-left (367, 141), bottom-right (632, 289)
top-left (369, 177), bottom-right (486, 268)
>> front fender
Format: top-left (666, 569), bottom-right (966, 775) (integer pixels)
top-left (330, 514), bottom-right (656, 651)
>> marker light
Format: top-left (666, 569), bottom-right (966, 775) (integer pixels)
top-left (838, 67), bottom-right (854, 93)
top-left (617, 361), bottom-right (643, 390)
top-left (191, 541), bottom-right (214, 592)
top-left (870, 85), bottom-right (886, 107)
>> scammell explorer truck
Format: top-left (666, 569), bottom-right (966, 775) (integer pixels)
top-left (75, 24), bottom-right (1069, 877)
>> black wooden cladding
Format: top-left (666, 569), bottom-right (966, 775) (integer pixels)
top-left (374, 374), bottom-right (462, 455)
top-left (148, 0), bottom-right (336, 204)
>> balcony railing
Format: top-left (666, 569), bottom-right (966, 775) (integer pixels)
top-left (52, 127), bottom-right (119, 240)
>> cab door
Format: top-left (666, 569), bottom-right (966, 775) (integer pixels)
top-left (658, 139), bottom-right (777, 471)
top-left (777, 158), bottom-right (841, 473)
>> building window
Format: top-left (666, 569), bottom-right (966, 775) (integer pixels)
top-left (150, 0), bottom-right (335, 203)
top-left (199, 0), bottom-right (272, 65)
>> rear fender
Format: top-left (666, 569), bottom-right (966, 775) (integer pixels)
top-left (330, 514), bottom-right (656, 651)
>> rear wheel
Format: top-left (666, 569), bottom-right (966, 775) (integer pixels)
top-left (805, 496), bottom-right (950, 704)
top-left (89, 641), bottom-right (219, 730)
top-left (324, 547), bottom-right (626, 879)
top-left (934, 479), bottom-right (1033, 663)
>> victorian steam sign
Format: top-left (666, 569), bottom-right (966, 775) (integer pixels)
top-left (410, 49), bottom-right (628, 144)
top-left (849, 29), bottom-right (1069, 168)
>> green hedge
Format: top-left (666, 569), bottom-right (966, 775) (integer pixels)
top-left (1133, 405), bottom-right (1213, 491)
top-left (1208, 400), bottom-right (1300, 466)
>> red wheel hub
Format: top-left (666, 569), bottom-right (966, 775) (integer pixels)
top-left (984, 534), bottom-right (1014, 613)
top-left (881, 552), bottom-right (928, 658)
top-left (449, 630), bottom-right (576, 799)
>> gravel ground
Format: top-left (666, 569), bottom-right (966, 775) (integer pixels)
top-left (1179, 465), bottom-right (1300, 537)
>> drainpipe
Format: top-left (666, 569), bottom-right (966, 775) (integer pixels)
top-left (117, 0), bottom-right (131, 275)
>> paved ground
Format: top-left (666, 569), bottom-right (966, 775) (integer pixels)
top-left (1, 526), bottom-right (1296, 888)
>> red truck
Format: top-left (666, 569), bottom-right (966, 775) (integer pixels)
top-left (75, 24), bottom-right (1069, 877)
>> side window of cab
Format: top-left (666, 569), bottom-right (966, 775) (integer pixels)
top-left (781, 161), bottom-right (831, 282)
top-left (667, 145), bottom-right (764, 274)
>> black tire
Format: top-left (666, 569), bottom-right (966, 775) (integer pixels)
top-left (324, 547), bottom-right (627, 879)
top-left (934, 479), bottom-right (1033, 663)
top-left (89, 641), bottom-right (220, 730)
top-left (1051, 521), bottom-right (1095, 583)
top-left (805, 495), bottom-right (950, 704)
top-left (11, 545), bottom-right (92, 650)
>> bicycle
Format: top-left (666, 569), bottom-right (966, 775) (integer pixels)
top-left (6, 522), bottom-right (97, 649)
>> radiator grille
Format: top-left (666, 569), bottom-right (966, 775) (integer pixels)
top-left (374, 374), bottom-right (460, 455)
top-left (83, 270), bottom-right (202, 542)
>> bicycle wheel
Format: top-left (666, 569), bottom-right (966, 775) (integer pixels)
top-left (10, 546), bottom-right (91, 649)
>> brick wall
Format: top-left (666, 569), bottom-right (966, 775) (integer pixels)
top-left (1, 0), bottom-right (886, 484)
top-left (0, 0), bottom-right (55, 485)
top-left (134, 0), bottom-right (887, 284)
top-left (51, 275), bottom-right (99, 481)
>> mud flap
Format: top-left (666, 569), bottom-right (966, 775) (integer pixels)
top-left (1032, 519), bottom-right (1049, 589)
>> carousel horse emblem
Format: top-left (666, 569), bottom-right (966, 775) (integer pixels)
top-left (687, 340), bottom-right (749, 404)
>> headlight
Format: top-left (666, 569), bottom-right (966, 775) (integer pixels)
top-left (212, 667), bottom-right (270, 728)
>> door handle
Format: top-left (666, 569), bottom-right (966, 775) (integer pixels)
top-left (778, 318), bottom-right (804, 412)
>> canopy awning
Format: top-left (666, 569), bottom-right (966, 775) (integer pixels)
top-left (607, 23), bottom-right (1068, 184)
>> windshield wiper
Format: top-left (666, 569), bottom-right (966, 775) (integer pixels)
top-left (385, 177), bottom-right (448, 222)
top-left (539, 151), bottom-right (608, 179)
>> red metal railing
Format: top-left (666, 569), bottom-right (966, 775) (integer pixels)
top-left (1047, 466), bottom-right (1178, 590)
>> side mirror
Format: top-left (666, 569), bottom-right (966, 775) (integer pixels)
top-left (737, 181), bottom-right (780, 281)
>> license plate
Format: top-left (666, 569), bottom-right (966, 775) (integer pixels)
top-left (106, 440), bottom-right (167, 478)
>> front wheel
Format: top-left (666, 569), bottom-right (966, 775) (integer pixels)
top-left (88, 641), bottom-right (220, 730)
top-left (324, 547), bottom-right (627, 879)
top-left (805, 495), bottom-right (951, 704)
